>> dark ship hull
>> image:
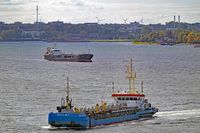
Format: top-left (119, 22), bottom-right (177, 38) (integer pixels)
top-left (44, 54), bottom-right (93, 62)
top-left (160, 43), bottom-right (173, 46)
top-left (193, 44), bottom-right (200, 48)
top-left (44, 47), bottom-right (93, 62)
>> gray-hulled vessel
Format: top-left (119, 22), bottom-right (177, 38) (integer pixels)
top-left (44, 47), bottom-right (93, 62)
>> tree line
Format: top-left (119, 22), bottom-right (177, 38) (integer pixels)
top-left (138, 30), bottom-right (200, 44)
top-left (0, 21), bottom-right (199, 43)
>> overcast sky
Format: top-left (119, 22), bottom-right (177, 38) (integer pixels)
top-left (0, 0), bottom-right (199, 24)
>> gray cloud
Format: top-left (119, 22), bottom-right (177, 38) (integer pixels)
top-left (51, 0), bottom-right (104, 11)
top-left (0, 0), bottom-right (25, 5)
top-left (0, 0), bottom-right (199, 23)
top-left (73, 0), bottom-right (84, 7)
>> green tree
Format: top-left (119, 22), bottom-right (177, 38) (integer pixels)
top-left (1, 29), bottom-right (21, 40)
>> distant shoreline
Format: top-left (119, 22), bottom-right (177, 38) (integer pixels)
top-left (132, 41), bottom-right (159, 45)
top-left (88, 39), bottom-right (132, 42)
top-left (0, 39), bottom-right (132, 43)
top-left (0, 40), bottom-right (194, 46)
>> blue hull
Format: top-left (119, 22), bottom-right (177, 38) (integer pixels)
top-left (48, 108), bottom-right (158, 129)
top-left (48, 113), bottom-right (90, 129)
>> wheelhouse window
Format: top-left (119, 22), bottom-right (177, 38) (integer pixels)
top-left (126, 97), bottom-right (130, 100)
top-left (134, 97), bottom-right (138, 100)
top-left (65, 56), bottom-right (72, 58)
top-left (117, 97), bottom-right (121, 100)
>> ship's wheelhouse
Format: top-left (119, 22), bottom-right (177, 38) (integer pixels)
top-left (111, 93), bottom-right (145, 108)
top-left (49, 48), bottom-right (62, 55)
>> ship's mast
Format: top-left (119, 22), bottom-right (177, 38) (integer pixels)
top-left (126, 59), bottom-right (136, 94)
top-left (66, 77), bottom-right (70, 100)
top-left (65, 77), bottom-right (72, 109)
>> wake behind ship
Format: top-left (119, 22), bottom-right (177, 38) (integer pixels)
top-left (48, 59), bottom-right (158, 129)
top-left (44, 47), bottom-right (93, 62)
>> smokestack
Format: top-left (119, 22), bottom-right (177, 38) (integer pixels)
top-left (173, 15), bottom-right (176, 29)
top-left (174, 15), bottom-right (176, 23)
top-left (36, 5), bottom-right (38, 23)
top-left (178, 15), bottom-right (180, 23)
top-left (178, 15), bottom-right (180, 28)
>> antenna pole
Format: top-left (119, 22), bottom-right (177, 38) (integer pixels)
top-left (129, 59), bottom-right (132, 92)
top-left (131, 58), bottom-right (136, 93)
top-left (112, 82), bottom-right (114, 93)
top-left (141, 81), bottom-right (143, 93)
top-left (173, 15), bottom-right (176, 44)
top-left (130, 58), bottom-right (133, 78)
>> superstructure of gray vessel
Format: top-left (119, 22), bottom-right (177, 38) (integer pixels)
top-left (44, 47), bottom-right (93, 62)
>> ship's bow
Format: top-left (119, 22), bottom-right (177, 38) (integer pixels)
top-left (48, 112), bottom-right (90, 129)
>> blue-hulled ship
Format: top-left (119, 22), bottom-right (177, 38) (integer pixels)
top-left (48, 59), bottom-right (158, 129)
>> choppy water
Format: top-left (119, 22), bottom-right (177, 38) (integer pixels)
top-left (0, 42), bottom-right (200, 133)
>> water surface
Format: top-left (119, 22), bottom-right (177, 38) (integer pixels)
top-left (0, 42), bottom-right (200, 133)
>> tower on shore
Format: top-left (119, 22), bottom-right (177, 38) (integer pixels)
top-left (178, 15), bottom-right (181, 28)
top-left (173, 15), bottom-right (176, 29)
top-left (36, 5), bottom-right (39, 23)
